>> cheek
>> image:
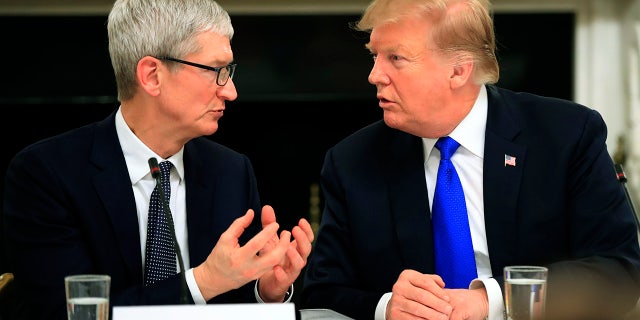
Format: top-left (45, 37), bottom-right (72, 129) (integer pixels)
top-left (399, 75), bottom-right (436, 103)
top-left (181, 84), bottom-right (217, 108)
top-left (402, 77), bottom-right (449, 116)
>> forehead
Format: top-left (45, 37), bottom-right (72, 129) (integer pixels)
top-left (190, 31), bottom-right (233, 63)
top-left (367, 16), bottom-right (432, 52)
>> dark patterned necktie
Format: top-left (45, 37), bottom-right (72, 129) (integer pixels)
top-left (144, 160), bottom-right (176, 286)
top-left (432, 136), bottom-right (478, 288)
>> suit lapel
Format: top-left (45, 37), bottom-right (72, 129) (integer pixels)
top-left (182, 143), bottom-right (214, 267)
top-left (90, 114), bottom-right (143, 280)
top-left (386, 129), bottom-right (435, 273)
top-left (483, 86), bottom-right (526, 275)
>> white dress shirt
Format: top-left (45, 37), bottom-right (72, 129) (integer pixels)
top-left (374, 86), bottom-right (504, 320)
top-left (114, 108), bottom-right (207, 301)
top-left (115, 108), bottom-right (292, 304)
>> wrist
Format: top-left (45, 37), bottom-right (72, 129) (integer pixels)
top-left (255, 280), bottom-right (294, 303)
top-left (470, 281), bottom-right (489, 318)
top-left (193, 265), bottom-right (223, 301)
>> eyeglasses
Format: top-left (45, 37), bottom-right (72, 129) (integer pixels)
top-left (157, 56), bottom-right (236, 86)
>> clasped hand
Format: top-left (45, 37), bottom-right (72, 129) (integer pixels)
top-left (386, 269), bottom-right (488, 320)
top-left (194, 205), bottom-right (314, 301)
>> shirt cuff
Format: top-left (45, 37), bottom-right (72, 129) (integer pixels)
top-left (186, 268), bottom-right (207, 304)
top-left (470, 278), bottom-right (504, 320)
top-left (254, 280), bottom-right (294, 303)
top-left (375, 292), bottom-right (393, 320)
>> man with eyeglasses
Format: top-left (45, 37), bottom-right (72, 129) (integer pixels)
top-left (1, 0), bottom-right (314, 319)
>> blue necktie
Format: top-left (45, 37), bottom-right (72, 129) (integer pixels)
top-left (432, 137), bottom-right (477, 288)
top-left (144, 160), bottom-right (176, 286)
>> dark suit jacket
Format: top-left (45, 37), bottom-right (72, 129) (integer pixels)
top-left (2, 111), bottom-right (262, 319)
top-left (301, 85), bottom-right (640, 319)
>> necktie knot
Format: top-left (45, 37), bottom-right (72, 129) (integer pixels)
top-left (435, 136), bottom-right (460, 160)
top-left (158, 161), bottom-right (173, 198)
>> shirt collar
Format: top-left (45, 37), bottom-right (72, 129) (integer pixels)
top-left (423, 85), bottom-right (488, 159)
top-left (115, 107), bottom-right (185, 185)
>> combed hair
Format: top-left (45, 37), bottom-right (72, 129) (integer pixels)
top-left (107, 0), bottom-right (234, 101)
top-left (356, 0), bottom-right (499, 85)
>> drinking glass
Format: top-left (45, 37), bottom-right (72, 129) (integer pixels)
top-left (504, 266), bottom-right (547, 320)
top-left (65, 274), bottom-right (110, 320)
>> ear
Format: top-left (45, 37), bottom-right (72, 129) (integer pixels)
top-left (449, 56), bottom-right (474, 89)
top-left (136, 56), bottom-right (163, 96)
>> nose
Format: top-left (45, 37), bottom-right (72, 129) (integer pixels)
top-left (368, 60), bottom-right (389, 86)
top-left (217, 78), bottom-right (238, 101)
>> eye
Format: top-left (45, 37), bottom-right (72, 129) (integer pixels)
top-left (391, 55), bottom-right (402, 61)
top-left (370, 53), bottom-right (378, 61)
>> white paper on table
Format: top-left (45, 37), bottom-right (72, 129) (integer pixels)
top-left (299, 308), bottom-right (354, 320)
top-left (113, 303), bottom-right (295, 320)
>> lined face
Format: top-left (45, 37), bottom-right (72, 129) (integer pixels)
top-left (367, 14), bottom-right (458, 138)
top-left (158, 31), bottom-right (237, 139)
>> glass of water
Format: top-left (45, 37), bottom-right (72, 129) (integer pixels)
top-left (504, 266), bottom-right (547, 320)
top-left (65, 274), bottom-right (110, 320)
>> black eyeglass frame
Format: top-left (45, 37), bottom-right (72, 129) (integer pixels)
top-left (156, 56), bottom-right (236, 86)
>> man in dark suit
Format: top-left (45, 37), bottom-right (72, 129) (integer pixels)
top-left (1, 0), bottom-right (313, 319)
top-left (300, 0), bottom-right (640, 319)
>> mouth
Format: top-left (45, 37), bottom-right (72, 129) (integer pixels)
top-left (377, 95), bottom-right (393, 108)
top-left (377, 94), bottom-right (390, 103)
top-left (207, 109), bottom-right (224, 119)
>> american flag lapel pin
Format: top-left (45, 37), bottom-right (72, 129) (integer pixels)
top-left (504, 154), bottom-right (516, 167)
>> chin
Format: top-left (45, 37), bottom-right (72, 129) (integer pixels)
top-left (201, 123), bottom-right (219, 136)
top-left (383, 114), bottom-right (402, 130)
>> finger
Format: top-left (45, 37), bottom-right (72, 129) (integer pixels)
top-left (255, 230), bottom-right (291, 265)
top-left (242, 222), bottom-right (280, 256)
top-left (396, 298), bottom-right (450, 320)
top-left (431, 274), bottom-right (445, 288)
top-left (410, 274), bottom-right (450, 303)
top-left (291, 226), bottom-right (312, 259)
top-left (412, 273), bottom-right (445, 290)
top-left (392, 278), bottom-right (452, 319)
top-left (221, 209), bottom-right (255, 241)
top-left (278, 230), bottom-right (291, 248)
top-left (261, 205), bottom-right (276, 227)
top-left (297, 218), bottom-right (314, 242)
top-left (285, 242), bottom-right (305, 271)
top-left (273, 243), bottom-right (300, 282)
top-left (272, 265), bottom-right (288, 283)
top-left (399, 270), bottom-right (449, 302)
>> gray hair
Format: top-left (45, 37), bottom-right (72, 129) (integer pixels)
top-left (356, 0), bottom-right (499, 85)
top-left (107, 0), bottom-right (234, 101)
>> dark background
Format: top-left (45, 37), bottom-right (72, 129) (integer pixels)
top-left (0, 12), bottom-right (574, 285)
